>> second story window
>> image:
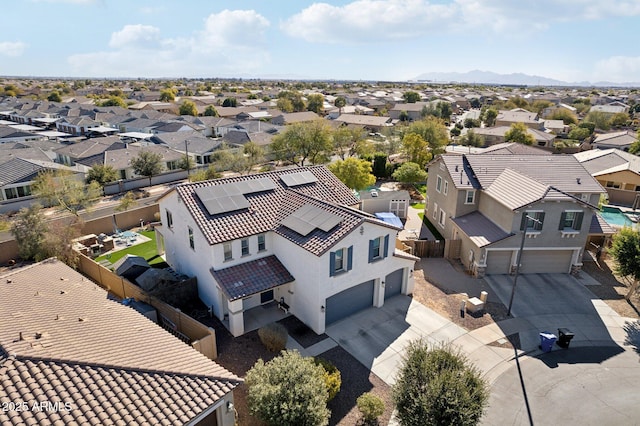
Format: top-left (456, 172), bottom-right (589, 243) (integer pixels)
top-left (520, 211), bottom-right (545, 232)
top-left (330, 246), bottom-right (353, 276)
top-left (443, 180), bottom-right (448, 195)
top-left (258, 234), bottom-right (266, 251)
top-left (241, 238), bottom-right (250, 256)
top-left (465, 190), bottom-right (475, 204)
top-left (368, 235), bottom-right (389, 263)
top-left (166, 209), bottom-right (173, 228)
top-left (188, 227), bottom-right (194, 250)
top-left (436, 175), bottom-right (442, 193)
top-left (559, 211), bottom-right (584, 231)
top-left (223, 242), bottom-right (232, 261)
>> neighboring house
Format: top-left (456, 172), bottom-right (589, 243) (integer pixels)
top-left (542, 119), bottom-right (569, 136)
top-left (495, 109), bottom-right (543, 130)
top-left (359, 189), bottom-right (411, 219)
top-left (541, 103), bottom-right (577, 118)
top-left (333, 114), bottom-right (393, 131)
top-left (54, 135), bottom-right (125, 165)
top-left (157, 166), bottom-right (418, 336)
top-left (0, 158), bottom-right (82, 205)
top-left (77, 144), bottom-right (183, 180)
top-left (425, 154), bottom-right (605, 276)
top-left (388, 101), bottom-right (438, 121)
top-left (0, 258), bottom-right (240, 426)
top-left (591, 130), bottom-right (638, 151)
top-left (152, 131), bottom-right (222, 165)
top-left (0, 126), bottom-right (44, 143)
top-left (589, 102), bottom-right (629, 114)
top-left (478, 142), bottom-right (551, 155)
top-left (271, 111), bottom-right (320, 125)
top-left (56, 116), bottom-right (101, 136)
top-left (472, 126), bottom-right (556, 147)
top-left (574, 148), bottom-right (640, 207)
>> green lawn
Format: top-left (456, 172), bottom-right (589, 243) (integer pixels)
top-left (96, 230), bottom-right (165, 266)
top-left (411, 202), bottom-right (425, 210)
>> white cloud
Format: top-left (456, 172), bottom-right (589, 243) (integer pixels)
top-left (109, 25), bottom-right (162, 49)
top-left (68, 10), bottom-right (271, 77)
top-left (282, 0), bottom-right (640, 43)
top-left (0, 41), bottom-right (27, 57)
top-left (593, 56), bottom-right (640, 83)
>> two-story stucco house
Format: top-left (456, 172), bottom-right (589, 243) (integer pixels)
top-left (157, 166), bottom-right (418, 336)
top-left (425, 153), bottom-right (606, 276)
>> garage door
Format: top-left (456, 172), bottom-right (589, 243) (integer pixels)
top-left (485, 251), bottom-right (512, 275)
top-left (326, 280), bottom-right (375, 325)
top-left (519, 250), bottom-right (573, 274)
top-left (384, 269), bottom-right (403, 299)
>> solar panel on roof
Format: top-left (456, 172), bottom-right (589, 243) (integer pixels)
top-left (280, 170), bottom-right (318, 187)
top-left (194, 186), bottom-right (250, 215)
top-left (281, 203), bottom-right (343, 236)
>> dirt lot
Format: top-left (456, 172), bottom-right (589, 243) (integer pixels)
top-left (582, 256), bottom-right (640, 319)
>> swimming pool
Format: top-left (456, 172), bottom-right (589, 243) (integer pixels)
top-left (601, 206), bottom-right (634, 227)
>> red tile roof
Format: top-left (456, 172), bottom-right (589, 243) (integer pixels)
top-left (174, 165), bottom-right (395, 255)
top-left (212, 255), bottom-right (294, 301)
top-left (0, 259), bottom-right (240, 426)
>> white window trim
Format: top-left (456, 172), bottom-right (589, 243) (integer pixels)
top-left (433, 202), bottom-right (438, 220)
top-left (334, 248), bottom-right (345, 273)
top-left (436, 175), bottom-right (442, 193)
top-left (523, 210), bottom-right (545, 231)
top-left (465, 190), bottom-right (475, 205)
top-left (223, 242), bottom-right (233, 261)
top-left (443, 180), bottom-right (448, 195)
top-left (241, 238), bottom-right (250, 257)
top-left (438, 208), bottom-right (446, 228)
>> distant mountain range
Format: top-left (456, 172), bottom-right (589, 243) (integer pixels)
top-left (412, 70), bottom-right (640, 88)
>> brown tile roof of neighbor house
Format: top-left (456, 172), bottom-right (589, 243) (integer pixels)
top-left (171, 165), bottom-right (398, 255)
top-left (0, 258), bottom-right (240, 426)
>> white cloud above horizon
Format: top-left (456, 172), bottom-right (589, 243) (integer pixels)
top-left (68, 10), bottom-right (271, 77)
top-left (594, 56), bottom-right (640, 83)
top-left (282, 0), bottom-right (640, 43)
top-left (0, 41), bottom-right (27, 57)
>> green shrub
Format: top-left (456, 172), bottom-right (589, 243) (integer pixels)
top-left (357, 392), bottom-right (385, 423)
top-left (247, 350), bottom-right (330, 426)
top-left (258, 322), bottom-right (288, 352)
top-left (314, 358), bottom-right (341, 401)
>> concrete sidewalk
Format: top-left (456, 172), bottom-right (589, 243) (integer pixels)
top-left (398, 204), bottom-right (436, 241)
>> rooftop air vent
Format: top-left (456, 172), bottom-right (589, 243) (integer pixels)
top-left (576, 177), bottom-right (581, 184)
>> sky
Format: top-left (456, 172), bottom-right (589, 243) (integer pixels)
top-left (1, 0), bottom-right (640, 83)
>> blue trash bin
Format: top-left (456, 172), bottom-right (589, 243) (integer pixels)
top-left (539, 332), bottom-right (557, 353)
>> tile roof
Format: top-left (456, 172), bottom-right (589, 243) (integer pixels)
top-left (174, 166), bottom-right (374, 254)
top-left (0, 258), bottom-right (240, 425)
top-left (589, 212), bottom-right (616, 235)
top-left (0, 158), bottom-right (47, 185)
top-left (480, 142), bottom-right (551, 155)
top-left (463, 154), bottom-right (604, 193)
top-left (212, 255), bottom-right (295, 301)
top-left (574, 148), bottom-right (640, 176)
top-left (592, 130), bottom-right (637, 147)
top-left (452, 211), bottom-right (512, 247)
top-left (484, 168), bottom-right (551, 210)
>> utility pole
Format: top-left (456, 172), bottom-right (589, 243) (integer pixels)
top-left (185, 139), bottom-right (190, 176)
top-left (507, 214), bottom-right (542, 316)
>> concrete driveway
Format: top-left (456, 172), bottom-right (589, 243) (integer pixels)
top-left (325, 295), bottom-right (467, 385)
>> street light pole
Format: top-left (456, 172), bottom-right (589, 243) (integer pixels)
top-left (185, 139), bottom-right (190, 176)
top-left (507, 214), bottom-right (541, 316)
